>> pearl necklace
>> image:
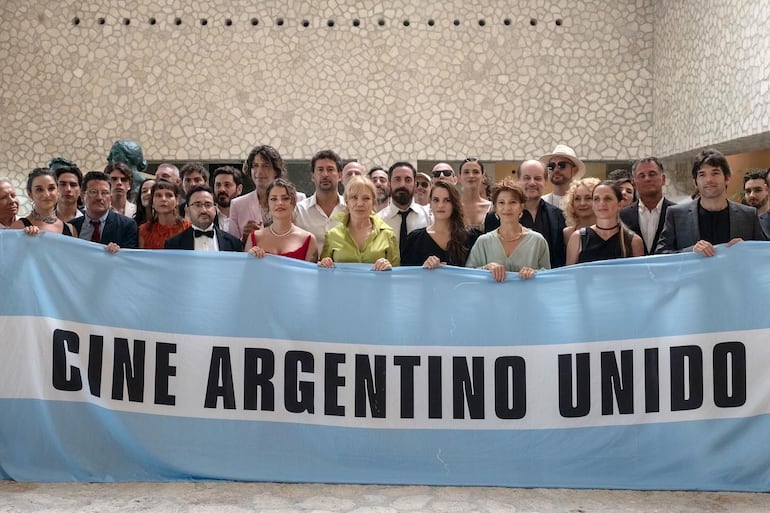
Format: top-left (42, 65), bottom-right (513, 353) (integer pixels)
top-left (269, 225), bottom-right (293, 238)
top-left (29, 209), bottom-right (57, 224)
top-left (497, 228), bottom-right (524, 242)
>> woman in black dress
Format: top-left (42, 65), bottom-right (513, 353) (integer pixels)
top-left (10, 168), bottom-right (76, 237)
top-left (402, 181), bottom-right (479, 268)
top-left (566, 180), bottom-right (643, 265)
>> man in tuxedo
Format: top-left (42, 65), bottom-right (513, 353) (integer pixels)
top-left (165, 186), bottom-right (242, 252)
top-left (656, 149), bottom-right (765, 255)
top-left (71, 171), bottom-right (138, 248)
top-left (620, 157), bottom-right (676, 255)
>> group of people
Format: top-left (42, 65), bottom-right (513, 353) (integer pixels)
top-left (1, 142), bottom-right (767, 282)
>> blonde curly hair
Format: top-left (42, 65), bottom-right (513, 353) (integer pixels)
top-left (563, 177), bottom-right (601, 227)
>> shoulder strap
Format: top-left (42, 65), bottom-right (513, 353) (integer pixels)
top-left (21, 218), bottom-right (32, 228)
top-left (580, 227), bottom-right (589, 251)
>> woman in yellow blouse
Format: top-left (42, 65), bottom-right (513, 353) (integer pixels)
top-left (318, 175), bottom-right (399, 270)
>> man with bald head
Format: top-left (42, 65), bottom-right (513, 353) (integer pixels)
top-left (431, 162), bottom-right (457, 185)
top-left (155, 163), bottom-right (181, 185)
top-left (341, 161), bottom-right (366, 187)
top-left (484, 159), bottom-right (566, 268)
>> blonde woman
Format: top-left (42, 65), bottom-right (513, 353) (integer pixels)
top-left (562, 177), bottom-right (601, 245)
top-left (319, 176), bottom-right (399, 270)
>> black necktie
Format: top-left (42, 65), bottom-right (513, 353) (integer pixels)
top-left (398, 209), bottom-right (411, 244)
top-left (194, 229), bottom-right (215, 238)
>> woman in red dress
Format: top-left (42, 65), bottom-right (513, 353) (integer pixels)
top-left (246, 178), bottom-right (318, 262)
top-left (139, 181), bottom-right (191, 249)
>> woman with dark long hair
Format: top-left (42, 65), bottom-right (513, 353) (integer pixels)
top-left (11, 168), bottom-right (77, 237)
top-left (402, 181), bottom-right (479, 268)
top-left (133, 178), bottom-right (155, 226)
top-left (139, 181), bottom-right (190, 249)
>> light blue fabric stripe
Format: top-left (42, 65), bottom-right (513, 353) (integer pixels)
top-left (2, 231), bottom-right (769, 346)
top-left (1, 399), bottom-right (769, 490)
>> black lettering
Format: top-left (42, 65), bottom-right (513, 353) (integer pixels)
top-left (87, 335), bottom-right (103, 397)
top-left (154, 342), bottom-right (176, 406)
top-left (244, 348), bottom-right (275, 411)
top-left (354, 354), bottom-right (386, 418)
top-left (52, 329), bottom-right (81, 391)
top-left (204, 346), bottom-right (236, 409)
top-left (601, 350), bottom-right (634, 415)
top-left (713, 341), bottom-right (746, 407)
top-left (284, 350), bottom-right (314, 414)
top-left (394, 355), bottom-right (420, 418)
top-left (670, 345), bottom-right (703, 411)
top-left (111, 338), bottom-right (145, 402)
top-left (494, 356), bottom-right (526, 419)
top-left (428, 356), bottom-right (442, 419)
top-left (558, 353), bottom-right (590, 417)
top-left (452, 356), bottom-right (484, 419)
top-left (324, 353), bottom-right (345, 416)
top-left (644, 347), bottom-right (659, 413)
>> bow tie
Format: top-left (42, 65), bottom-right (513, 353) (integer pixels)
top-left (194, 229), bottom-right (215, 238)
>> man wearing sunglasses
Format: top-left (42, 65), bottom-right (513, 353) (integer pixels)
top-left (539, 145), bottom-right (586, 210)
top-left (414, 172), bottom-right (432, 206)
top-left (431, 162), bottom-right (457, 185)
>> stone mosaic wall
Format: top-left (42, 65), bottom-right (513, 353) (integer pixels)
top-left (653, 1), bottom-right (770, 159)
top-left (0, 0), bottom-right (656, 211)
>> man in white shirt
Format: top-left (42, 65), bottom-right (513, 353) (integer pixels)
top-left (431, 162), bottom-right (457, 185)
top-left (106, 162), bottom-right (136, 218)
top-left (620, 157), bottom-right (676, 254)
top-left (377, 161), bottom-right (430, 257)
top-left (294, 150), bottom-right (346, 249)
top-left (341, 161), bottom-right (365, 187)
top-left (539, 144), bottom-right (585, 210)
top-left (368, 166), bottom-right (391, 213)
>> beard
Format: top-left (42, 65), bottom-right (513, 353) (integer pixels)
top-left (376, 189), bottom-right (390, 204)
top-left (391, 187), bottom-right (412, 206)
top-left (216, 193), bottom-right (231, 208)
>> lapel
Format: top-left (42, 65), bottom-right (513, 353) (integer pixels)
top-left (182, 228), bottom-right (196, 250)
top-left (686, 200), bottom-right (700, 241)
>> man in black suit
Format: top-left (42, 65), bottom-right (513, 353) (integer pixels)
top-left (619, 157), bottom-right (675, 255)
top-left (656, 149), bottom-right (765, 255)
top-left (71, 171), bottom-right (138, 249)
top-left (484, 159), bottom-right (566, 268)
top-left (165, 186), bottom-right (243, 252)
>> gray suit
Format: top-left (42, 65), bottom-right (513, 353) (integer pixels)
top-left (655, 199), bottom-right (765, 254)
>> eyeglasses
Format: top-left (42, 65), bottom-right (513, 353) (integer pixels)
top-left (547, 161), bottom-right (573, 172)
top-left (416, 181), bottom-right (430, 188)
top-left (432, 169), bottom-right (453, 178)
top-left (189, 201), bottom-right (215, 209)
top-left (86, 190), bottom-right (111, 197)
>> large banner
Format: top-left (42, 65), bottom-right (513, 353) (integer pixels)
top-left (1, 230), bottom-right (770, 490)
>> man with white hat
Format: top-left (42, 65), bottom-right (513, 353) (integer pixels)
top-left (539, 144), bottom-right (586, 210)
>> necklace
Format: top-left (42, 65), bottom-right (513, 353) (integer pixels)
top-left (595, 224), bottom-right (619, 231)
top-left (29, 209), bottom-right (57, 224)
top-left (269, 224), bottom-right (293, 238)
top-left (497, 228), bottom-right (524, 242)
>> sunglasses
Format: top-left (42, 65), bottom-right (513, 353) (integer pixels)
top-left (432, 169), bottom-right (453, 178)
top-left (547, 161), bottom-right (573, 172)
top-left (416, 181), bottom-right (430, 188)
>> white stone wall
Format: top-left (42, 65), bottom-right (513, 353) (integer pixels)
top-left (653, 0), bottom-right (770, 158)
top-left (0, 0), bottom-right (656, 210)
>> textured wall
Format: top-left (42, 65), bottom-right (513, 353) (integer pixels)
top-left (0, 0), bottom-right (655, 207)
top-left (653, 1), bottom-right (770, 158)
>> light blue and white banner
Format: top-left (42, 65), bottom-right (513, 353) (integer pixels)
top-left (1, 230), bottom-right (770, 490)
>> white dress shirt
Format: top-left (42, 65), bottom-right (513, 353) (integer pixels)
top-left (193, 224), bottom-right (219, 252)
top-left (294, 193), bottom-right (346, 249)
top-left (376, 201), bottom-right (431, 244)
top-left (638, 197), bottom-right (664, 253)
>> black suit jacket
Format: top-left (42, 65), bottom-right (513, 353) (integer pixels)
top-left (164, 226), bottom-right (243, 252)
top-left (760, 212), bottom-right (770, 239)
top-left (71, 210), bottom-right (138, 248)
top-left (483, 199), bottom-right (566, 268)
top-left (656, 199), bottom-right (765, 253)
top-left (619, 198), bottom-right (676, 255)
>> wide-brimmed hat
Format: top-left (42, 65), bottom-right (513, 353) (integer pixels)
top-left (539, 144), bottom-right (586, 180)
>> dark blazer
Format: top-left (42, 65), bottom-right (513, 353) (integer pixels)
top-left (71, 210), bottom-right (138, 249)
top-left (655, 199), bottom-right (766, 254)
top-left (164, 226), bottom-right (243, 252)
top-left (483, 199), bottom-right (566, 268)
top-left (620, 197), bottom-right (676, 255)
top-left (760, 212), bottom-right (770, 239)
